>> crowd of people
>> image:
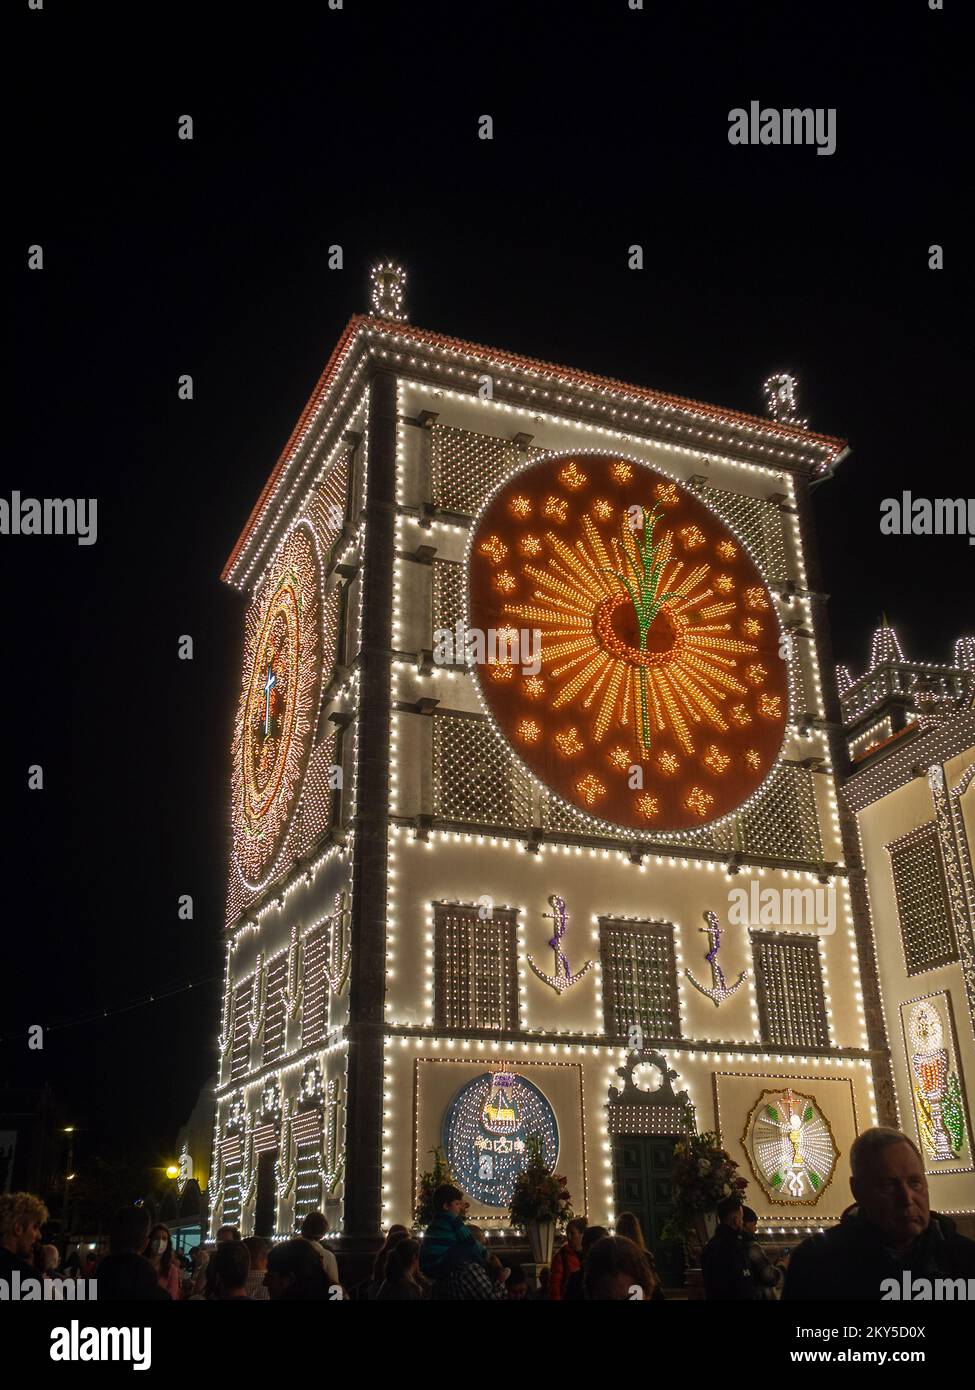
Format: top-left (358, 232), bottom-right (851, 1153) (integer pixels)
top-left (1, 1127), bottom-right (972, 1301)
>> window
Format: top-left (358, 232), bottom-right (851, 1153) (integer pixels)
top-left (751, 931), bottom-right (828, 1048)
top-left (599, 918), bottom-right (681, 1043)
top-left (262, 957), bottom-right (288, 1066)
top-left (230, 981), bottom-right (252, 1081)
top-left (302, 927), bottom-right (329, 1047)
top-left (433, 903), bottom-right (519, 1031)
top-left (886, 823), bottom-right (958, 975)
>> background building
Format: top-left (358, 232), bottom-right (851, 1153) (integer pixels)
top-left (210, 267), bottom-right (892, 1265)
top-left (842, 624), bottom-right (975, 1233)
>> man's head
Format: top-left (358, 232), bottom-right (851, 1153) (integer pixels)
top-left (108, 1205), bottom-right (151, 1256)
top-left (215, 1225), bottom-right (240, 1245)
top-left (716, 1196), bottom-right (743, 1231)
top-left (850, 1128), bottom-right (929, 1251)
top-left (566, 1217), bottom-right (587, 1252)
top-left (299, 1211), bottom-right (328, 1242)
top-left (243, 1236), bottom-right (268, 1271)
top-left (433, 1183), bottom-right (465, 1216)
top-left (505, 1263), bottom-right (528, 1299)
top-left (0, 1193), bottom-right (48, 1258)
top-left (580, 1224), bottom-right (609, 1258)
top-left (584, 1235), bottom-right (657, 1301)
top-left (265, 1238), bottom-right (326, 1300)
top-left (741, 1206), bottom-right (758, 1235)
top-left (213, 1239), bottom-right (251, 1297)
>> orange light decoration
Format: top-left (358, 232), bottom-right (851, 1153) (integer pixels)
top-left (685, 786), bottom-right (715, 818)
top-left (491, 664), bottom-right (514, 682)
top-left (517, 719), bottom-right (541, 743)
top-left (745, 662), bottom-right (768, 685)
top-left (702, 744), bottom-right (731, 774)
top-left (479, 535), bottom-right (508, 565)
top-left (555, 727), bottom-right (584, 756)
top-left (494, 571), bottom-right (517, 593)
top-left (559, 462), bottom-right (588, 490)
top-left (468, 454), bottom-right (788, 830)
top-left (576, 773), bottom-right (607, 805)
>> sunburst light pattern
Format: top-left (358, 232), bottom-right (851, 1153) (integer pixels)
top-left (468, 454), bottom-right (788, 831)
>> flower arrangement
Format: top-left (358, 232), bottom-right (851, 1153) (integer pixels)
top-left (660, 1131), bottom-right (748, 1246)
top-left (414, 1146), bottom-right (454, 1228)
top-left (508, 1136), bottom-right (573, 1229)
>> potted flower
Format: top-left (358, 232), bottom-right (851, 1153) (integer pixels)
top-left (660, 1131), bottom-right (748, 1267)
top-left (414, 1146), bottom-right (454, 1230)
top-left (508, 1136), bottom-right (573, 1266)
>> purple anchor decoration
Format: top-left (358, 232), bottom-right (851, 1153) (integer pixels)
top-left (527, 894), bottom-right (594, 995)
top-left (685, 910), bottom-right (747, 1006)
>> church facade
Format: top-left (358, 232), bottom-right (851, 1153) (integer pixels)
top-left (210, 266), bottom-right (894, 1254)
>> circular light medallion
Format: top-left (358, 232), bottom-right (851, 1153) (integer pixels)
top-left (467, 454), bottom-right (789, 832)
top-left (231, 524), bottom-right (323, 884)
top-left (442, 1070), bottom-right (560, 1209)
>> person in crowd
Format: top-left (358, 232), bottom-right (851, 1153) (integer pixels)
top-left (299, 1211), bottom-right (340, 1286)
top-left (741, 1206), bottom-right (783, 1299)
top-left (39, 1244), bottom-right (61, 1280)
top-left (584, 1235), bottom-right (660, 1301)
top-left (187, 1244), bottom-right (211, 1299)
top-left (376, 1237), bottom-right (425, 1300)
top-left (615, 1211), bottom-right (666, 1298)
top-left (784, 1127), bottom-right (975, 1300)
top-left (243, 1236), bottom-right (270, 1301)
top-left (215, 1225), bottom-right (241, 1244)
top-left (266, 1238), bottom-right (334, 1300)
top-left (0, 1192), bottom-right (48, 1283)
top-left (419, 1183), bottom-right (504, 1299)
top-left (366, 1224), bottom-right (410, 1298)
top-left (97, 1206), bottom-right (169, 1300)
top-left (61, 1250), bottom-right (83, 1280)
top-left (563, 1224), bottom-right (608, 1300)
top-left (535, 1264), bottom-right (551, 1300)
top-left (505, 1263), bottom-right (528, 1300)
top-left (147, 1222), bottom-right (181, 1300)
top-left (212, 1239), bottom-right (253, 1300)
top-left (702, 1196), bottom-right (757, 1300)
top-left (549, 1216), bottom-right (586, 1300)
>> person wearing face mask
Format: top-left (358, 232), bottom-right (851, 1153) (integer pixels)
top-left (147, 1222), bottom-right (181, 1300)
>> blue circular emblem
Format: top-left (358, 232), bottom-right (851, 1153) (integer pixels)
top-left (442, 1070), bottom-right (560, 1208)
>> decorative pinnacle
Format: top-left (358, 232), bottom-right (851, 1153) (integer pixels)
top-left (370, 260), bottom-right (408, 321)
top-left (763, 372), bottom-right (808, 428)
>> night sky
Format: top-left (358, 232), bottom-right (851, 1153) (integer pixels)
top-left (6, 1), bottom-right (970, 1189)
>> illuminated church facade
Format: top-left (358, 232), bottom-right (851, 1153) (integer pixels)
top-left (209, 265), bottom-right (903, 1255)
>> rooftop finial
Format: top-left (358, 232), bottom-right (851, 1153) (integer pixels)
top-left (369, 260), bottom-right (408, 321)
top-left (763, 372), bottom-right (808, 428)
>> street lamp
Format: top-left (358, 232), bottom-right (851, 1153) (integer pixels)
top-left (165, 1165), bottom-right (179, 1180)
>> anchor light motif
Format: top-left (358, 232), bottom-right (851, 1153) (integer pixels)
top-left (685, 910), bottom-right (747, 1007)
top-left (324, 890), bottom-right (352, 996)
top-left (527, 894), bottom-right (594, 995)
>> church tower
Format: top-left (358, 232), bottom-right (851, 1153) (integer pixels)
top-left (212, 267), bottom-right (887, 1262)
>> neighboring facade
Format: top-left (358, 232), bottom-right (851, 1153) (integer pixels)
top-left (842, 624), bottom-right (975, 1230)
top-left (211, 266), bottom-right (888, 1258)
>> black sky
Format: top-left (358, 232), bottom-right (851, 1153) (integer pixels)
top-left (5, 0), bottom-right (971, 1186)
